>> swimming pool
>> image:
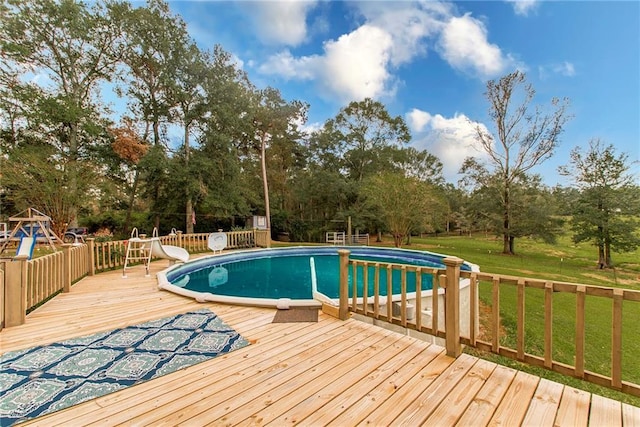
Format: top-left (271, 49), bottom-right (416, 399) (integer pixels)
top-left (157, 246), bottom-right (476, 308)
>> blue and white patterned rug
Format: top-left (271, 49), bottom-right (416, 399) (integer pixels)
top-left (0, 309), bottom-right (249, 426)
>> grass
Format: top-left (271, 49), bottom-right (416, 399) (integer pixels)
top-left (369, 233), bottom-right (640, 406)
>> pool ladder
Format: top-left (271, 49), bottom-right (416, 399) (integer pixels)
top-left (122, 228), bottom-right (153, 278)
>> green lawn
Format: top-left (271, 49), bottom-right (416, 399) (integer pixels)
top-left (369, 233), bottom-right (640, 406)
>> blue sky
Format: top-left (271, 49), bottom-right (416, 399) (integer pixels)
top-left (164, 0), bottom-right (639, 186)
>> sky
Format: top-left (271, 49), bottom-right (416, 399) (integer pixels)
top-left (163, 0), bottom-right (639, 186)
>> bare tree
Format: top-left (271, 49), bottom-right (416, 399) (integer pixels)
top-left (469, 71), bottom-right (571, 254)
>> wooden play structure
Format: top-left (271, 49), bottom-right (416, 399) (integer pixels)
top-left (0, 207), bottom-right (60, 256)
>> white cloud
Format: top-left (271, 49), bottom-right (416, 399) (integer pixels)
top-left (352, 2), bottom-right (448, 66)
top-left (258, 50), bottom-right (318, 80)
top-left (506, 0), bottom-right (539, 16)
top-left (320, 25), bottom-right (395, 101)
top-left (553, 61), bottom-right (576, 77)
top-left (437, 13), bottom-right (511, 78)
top-left (256, 2), bottom-right (517, 103)
top-left (407, 109), bottom-right (433, 132)
top-left (260, 25), bottom-right (396, 102)
top-left (407, 108), bottom-right (492, 181)
top-left (538, 61), bottom-right (576, 80)
top-left (248, 0), bottom-right (319, 46)
top-left (257, 3), bottom-right (445, 102)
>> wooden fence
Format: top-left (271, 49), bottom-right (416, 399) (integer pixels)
top-left (0, 229), bottom-right (270, 328)
top-left (2, 239), bottom-right (637, 397)
top-left (337, 250), bottom-right (640, 397)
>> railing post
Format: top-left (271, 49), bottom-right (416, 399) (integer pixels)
top-left (87, 238), bottom-right (96, 276)
top-left (62, 244), bottom-right (71, 292)
top-left (5, 257), bottom-right (27, 327)
top-left (443, 257), bottom-right (463, 357)
top-left (177, 231), bottom-right (183, 248)
top-left (338, 249), bottom-right (350, 320)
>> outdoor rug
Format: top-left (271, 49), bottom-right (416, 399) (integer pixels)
top-left (0, 309), bottom-right (249, 426)
top-left (272, 308), bottom-right (319, 323)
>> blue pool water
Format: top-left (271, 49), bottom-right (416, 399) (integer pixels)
top-left (163, 246), bottom-right (472, 301)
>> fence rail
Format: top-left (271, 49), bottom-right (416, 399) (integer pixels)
top-left (337, 250), bottom-right (640, 397)
top-left (458, 270), bottom-right (640, 397)
top-left (3, 238), bottom-right (638, 397)
top-left (1, 229), bottom-right (270, 328)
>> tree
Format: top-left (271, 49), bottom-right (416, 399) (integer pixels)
top-left (321, 98), bottom-right (411, 182)
top-left (173, 43), bottom-right (207, 233)
top-left (396, 147), bottom-right (445, 186)
top-left (117, 0), bottom-right (192, 229)
top-left (2, 141), bottom-right (95, 237)
top-left (469, 70), bottom-right (570, 254)
top-left (195, 46), bottom-right (254, 227)
top-left (1, 0), bottom-right (126, 225)
top-left (108, 119), bottom-right (149, 234)
top-left (559, 139), bottom-right (640, 268)
top-left (243, 87), bottom-right (307, 232)
top-left (461, 159), bottom-right (562, 247)
top-left (361, 172), bottom-right (439, 247)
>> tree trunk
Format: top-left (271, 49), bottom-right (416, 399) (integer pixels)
top-left (604, 242), bottom-right (613, 268)
top-left (509, 235), bottom-right (515, 254)
top-left (260, 133), bottom-right (271, 231)
top-left (68, 122), bottom-right (79, 227)
top-left (597, 243), bottom-right (606, 269)
top-left (184, 122), bottom-right (194, 234)
top-left (186, 198), bottom-right (194, 234)
top-left (123, 168), bottom-right (140, 237)
top-left (152, 119), bottom-right (161, 229)
top-left (502, 179), bottom-right (513, 254)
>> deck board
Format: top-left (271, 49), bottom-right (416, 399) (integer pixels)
top-left (590, 394), bottom-right (623, 427)
top-left (521, 377), bottom-right (564, 426)
top-left (487, 370), bottom-right (540, 426)
top-left (266, 338), bottom-right (433, 426)
top-left (0, 260), bottom-right (637, 426)
top-left (455, 364), bottom-right (517, 426)
top-left (554, 385), bottom-right (591, 427)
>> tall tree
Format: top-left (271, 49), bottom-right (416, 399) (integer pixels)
top-left (0, 0), bottom-right (126, 225)
top-left (195, 45), bottom-right (254, 227)
top-left (322, 98), bottom-right (411, 182)
top-left (173, 43), bottom-right (206, 233)
top-left (461, 159), bottom-right (562, 248)
top-left (559, 139), bottom-right (640, 268)
top-left (243, 87), bottom-right (307, 232)
top-left (469, 70), bottom-right (570, 254)
top-left (107, 118), bottom-right (149, 234)
top-left (118, 0), bottom-right (191, 229)
top-left (361, 172), bottom-right (439, 247)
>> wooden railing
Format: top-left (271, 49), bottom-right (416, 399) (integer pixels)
top-left (1, 229), bottom-right (270, 327)
top-left (89, 229), bottom-right (268, 275)
top-left (337, 250), bottom-right (640, 397)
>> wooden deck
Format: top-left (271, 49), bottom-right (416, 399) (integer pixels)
top-left (1, 260), bottom-right (639, 426)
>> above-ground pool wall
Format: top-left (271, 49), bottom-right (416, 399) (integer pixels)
top-left (352, 277), bottom-right (478, 347)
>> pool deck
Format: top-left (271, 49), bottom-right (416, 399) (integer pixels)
top-left (1, 259), bottom-right (639, 426)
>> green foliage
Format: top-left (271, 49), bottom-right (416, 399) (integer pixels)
top-left (318, 98), bottom-right (411, 182)
top-left (361, 172), bottom-right (441, 247)
top-left (560, 139), bottom-right (640, 267)
top-left (2, 141), bottom-right (94, 236)
top-left (0, 0), bottom-right (126, 226)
